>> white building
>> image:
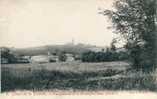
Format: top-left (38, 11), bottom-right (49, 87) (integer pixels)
top-left (30, 55), bottom-right (50, 63)
top-left (65, 54), bottom-right (75, 62)
top-left (30, 54), bottom-right (59, 63)
top-left (48, 55), bottom-right (59, 62)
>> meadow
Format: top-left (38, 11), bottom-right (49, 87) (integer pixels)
top-left (1, 61), bottom-right (157, 92)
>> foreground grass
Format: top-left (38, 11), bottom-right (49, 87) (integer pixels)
top-left (2, 64), bottom-right (157, 92)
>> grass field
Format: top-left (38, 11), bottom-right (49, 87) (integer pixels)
top-left (1, 61), bottom-right (157, 92)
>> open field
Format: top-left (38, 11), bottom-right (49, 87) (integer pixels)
top-left (1, 61), bottom-right (157, 92)
top-left (1, 61), bottom-right (130, 74)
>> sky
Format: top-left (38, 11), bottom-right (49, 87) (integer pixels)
top-left (0, 0), bottom-right (115, 48)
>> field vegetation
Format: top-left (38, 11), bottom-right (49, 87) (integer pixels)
top-left (2, 62), bottom-right (157, 92)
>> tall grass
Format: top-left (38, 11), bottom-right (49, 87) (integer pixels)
top-left (1, 67), bottom-right (157, 92)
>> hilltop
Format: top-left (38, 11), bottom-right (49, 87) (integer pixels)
top-left (2, 43), bottom-right (106, 56)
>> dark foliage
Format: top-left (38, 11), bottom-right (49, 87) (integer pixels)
top-left (58, 52), bottom-right (67, 62)
top-left (103, 0), bottom-right (157, 72)
top-left (1, 47), bottom-right (17, 63)
top-left (81, 51), bottom-right (128, 62)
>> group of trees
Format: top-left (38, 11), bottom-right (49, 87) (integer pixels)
top-left (81, 48), bottom-right (128, 62)
top-left (1, 47), bottom-right (17, 63)
top-left (102, 0), bottom-right (157, 72)
top-left (58, 52), bottom-right (67, 62)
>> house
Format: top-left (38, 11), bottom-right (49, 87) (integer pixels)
top-left (22, 56), bottom-right (31, 60)
top-left (30, 54), bottom-right (59, 63)
top-left (16, 57), bottom-right (30, 63)
top-left (30, 55), bottom-right (50, 63)
top-left (1, 58), bottom-right (8, 64)
top-left (65, 54), bottom-right (75, 62)
top-left (21, 56), bottom-right (31, 62)
top-left (74, 55), bottom-right (81, 61)
top-left (48, 55), bottom-right (59, 62)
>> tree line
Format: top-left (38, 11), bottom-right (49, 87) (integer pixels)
top-left (81, 48), bottom-right (128, 62)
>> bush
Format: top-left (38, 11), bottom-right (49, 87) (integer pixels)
top-left (58, 52), bottom-right (67, 62)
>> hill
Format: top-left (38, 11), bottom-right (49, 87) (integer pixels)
top-left (8, 43), bottom-right (105, 56)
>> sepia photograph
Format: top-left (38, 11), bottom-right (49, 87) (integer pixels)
top-left (0, 0), bottom-right (157, 97)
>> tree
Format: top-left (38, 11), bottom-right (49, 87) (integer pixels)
top-left (58, 51), bottom-right (67, 62)
top-left (102, 0), bottom-right (157, 72)
top-left (1, 47), bottom-right (17, 63)
top-left (110, 38), bottom-right (117, 52)
top-left (1, 47), bottom-right (10, 59)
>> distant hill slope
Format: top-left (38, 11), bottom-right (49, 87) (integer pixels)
top-left (8, 44), bottom-right (105, 56)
